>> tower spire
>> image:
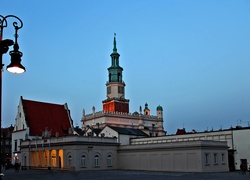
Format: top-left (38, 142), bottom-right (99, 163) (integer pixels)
top-left (113, 33), bottom-right (117, 52)
top-left (102, 34), bottom-right (130, 113)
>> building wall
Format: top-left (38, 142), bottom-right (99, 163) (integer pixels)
top-left (12, 129), bottom-right (28, 163)
top-left (12, 100), bottom-right (29, 163)
top-left (21, 136), bottom-right (119, 171)
top-left (131, 130), bottom-right (233, 149)
top-left (20, 137), bottom-right (229, 172)
top-left (232, 129), bottom-right (250, 170)
top-left (118, 141), bottom-right (229, 172)
top-left (82, 111), bottom-right (165, 137)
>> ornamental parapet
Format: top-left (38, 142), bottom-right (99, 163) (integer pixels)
top-left (21, 136), bottom-right (118, 148)
top-left (84, 110), bottom-right (159, 120)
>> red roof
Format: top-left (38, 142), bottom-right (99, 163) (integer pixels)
top-left (176, 128), bottom-right (186, 135)
top-left (22, 98), bottom-right (72, 137)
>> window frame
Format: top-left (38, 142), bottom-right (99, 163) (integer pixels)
top-left (80, 155), bottom-right (86, 168)
top-left (94, 155), bottom-right (99, 167)
top-left (107, 155), bottom-right (112, 167)
top-left (213, 153), bottom-right (218, 165)
top-left (205, 153), bottom-right (210, 166)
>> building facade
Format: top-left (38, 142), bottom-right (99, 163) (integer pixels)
top-left (130, 126), bottom-right (250, 171)
top-left (21, 136), bottom-right (119, 171)
top-left (20, 136), bottom-right (229, 172)
top-left (12, 96), bottom-right (74, 163)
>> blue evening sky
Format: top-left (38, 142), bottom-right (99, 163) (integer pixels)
top-left (1, 0), bottom-right (250, 134)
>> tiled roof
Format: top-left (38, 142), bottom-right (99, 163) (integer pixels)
top-left (108, 126), bottom-right (148, 136)
top-left (176, 128), bottom-right (186, 135)
top-left (22, 98), bottom-right (72, 137)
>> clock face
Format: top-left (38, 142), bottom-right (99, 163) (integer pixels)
top-left (107, 87), bottom-right (111, 94)
top-left (118, 86), bottom-right (124, 94)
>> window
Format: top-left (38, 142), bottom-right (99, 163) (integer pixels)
top-left (205, 153), bottom-right (210, 165)
top-left (81, 155), bottom-right (86, 167)
top-left (68, 155), bottom-right (72, 166)
top-left (107, 155), bottom-right (112, 167)
top-left (94, 155), bottom-right (99, 167)
top-left (14, 140), bottom-right (17, 151)
top-left (214, 153), bottom-right (218, 165)
top-left (221, 153), bottom-right (225, 164)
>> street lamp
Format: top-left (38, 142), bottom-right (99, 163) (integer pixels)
top-left (0, 15), bottom-right (25, 177)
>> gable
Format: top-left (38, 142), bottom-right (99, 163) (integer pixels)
top-left (100, 126), bottom-right (119, 138)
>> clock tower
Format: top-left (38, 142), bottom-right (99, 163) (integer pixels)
top-left (102, 34), bottom-right (129, 113)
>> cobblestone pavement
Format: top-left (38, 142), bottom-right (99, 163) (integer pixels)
top-left (1, 168), bottom-right (250, 180)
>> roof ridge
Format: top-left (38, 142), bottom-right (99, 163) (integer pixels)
top-left (22, 98), bottom-right (65, 106)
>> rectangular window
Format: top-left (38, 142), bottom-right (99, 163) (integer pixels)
top-left (14, 140), bottom-right (17, 151)
top-left (81, 155), bottom-right (86, 167)
top-left (214, 153), bottom-right (218, 165)
top-left (205, 153), bottom-right (210, 166)
top-left (107, 155), bottom-right (112, 167)
top-left (221, 153), bottom-right (225, 165)
top-left (94, 155), bottom-right (99, 167)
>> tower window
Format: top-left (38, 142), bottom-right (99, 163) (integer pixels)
top-left (109, 73), bottom-right (111, 82)
top-left (118, 73), bottom-right (121, 82)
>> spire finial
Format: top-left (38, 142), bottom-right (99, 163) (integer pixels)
top-left (113, 33), bottom-right (117, 52)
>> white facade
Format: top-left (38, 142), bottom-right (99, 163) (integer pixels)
top-left (21, 136), bottom-right (119, 171)
top-left (20, 136), bottom-right (229, 172)
top-left (118, 140), bottom-right (229, 172)
top-left (82, 110), bottom-right (165, 137)
top-left (12, 100), bottom-right (29, 163)
top-left (130, 127), bottom-right (250, 171)
top-left (232, 128), bottom-right (250, 170)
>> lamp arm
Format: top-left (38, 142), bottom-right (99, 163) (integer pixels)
top-left (0, 15), bottom-right (23, 41)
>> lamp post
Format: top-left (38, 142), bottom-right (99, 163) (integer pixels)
top-left (0, 15), bottom-right (25, 178)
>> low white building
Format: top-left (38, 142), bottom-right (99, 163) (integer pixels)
top-left (20, 136), bottom-right (119, 171)
top-left (232, 127), bottom-right (250, 170)
top-left (20, 136), bottom-right (229, 172)
top-left (131, 126), bottom-right (250, 171)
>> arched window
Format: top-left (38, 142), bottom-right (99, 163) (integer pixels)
top-left (107, 155), bottom-right (112, 167)
top-left (94, 155), bottom-right (99, 167)
top-left (81, 155), bottom-right (86, 167)
top-left (68, 155), bottom-right (72, 166)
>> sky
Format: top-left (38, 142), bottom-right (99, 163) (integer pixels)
top-left (1, 0), bottom-right (250, 134)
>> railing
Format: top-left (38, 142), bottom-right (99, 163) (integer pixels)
top-left (84, 110), bottom-right (159, 120)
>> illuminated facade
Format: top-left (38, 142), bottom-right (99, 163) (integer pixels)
top-left (21, 136), bottom-right (118, 171)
